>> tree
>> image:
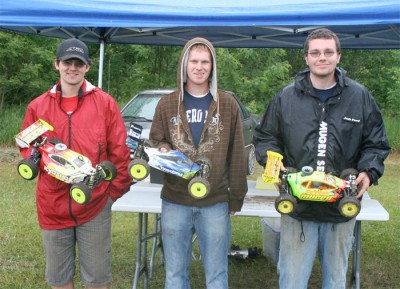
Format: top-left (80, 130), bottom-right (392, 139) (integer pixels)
top-left (101, 44), bottom-right (180, 103)
top-left (0, 31), bottom-right (59, 109)
top-left (217, 48), bottom-right (291, 115)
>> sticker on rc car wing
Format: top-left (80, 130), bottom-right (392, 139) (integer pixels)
top-left (15, 118), bottom-right (54, 148)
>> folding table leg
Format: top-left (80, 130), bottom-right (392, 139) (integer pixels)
top-left (149, 213), bottom-right (164, 277)
top-left (132, 213), bottom-right (149, 289)
top-left (350, 220), bottom-right (361, 289)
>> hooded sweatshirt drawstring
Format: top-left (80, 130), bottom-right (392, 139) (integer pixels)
top-left (300, 220), bottom-right (306, 242)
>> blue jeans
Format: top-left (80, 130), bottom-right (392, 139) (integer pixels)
top-left (278, 215), bottom-right (356, 289)
top-left (161, 199), bottom-right (231, 289)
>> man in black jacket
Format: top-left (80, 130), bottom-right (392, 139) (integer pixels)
top-left (253, 28), bottom-right (390, 289)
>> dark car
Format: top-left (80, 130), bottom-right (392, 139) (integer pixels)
top-left (121, 89), bottom-right (260, 181)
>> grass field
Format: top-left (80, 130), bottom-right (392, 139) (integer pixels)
top-left (0, 147), bottom-right (399, 289)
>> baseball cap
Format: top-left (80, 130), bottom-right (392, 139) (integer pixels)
top-left (56, 38), bottom-right (89, 64)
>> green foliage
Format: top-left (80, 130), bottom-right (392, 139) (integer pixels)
top-left (384, 116), bottom-right (400, 152)
top-left (217, 48), bottom-right (291, 115)
top-left (0, 105), bottom-right (26, 146)
top-left (386, 61), bottom-right (400, 115)
top-left (101, 44), bottom-right (180, 103)
top-left (0, 31), bottom-right (60, 108)
top-left (339, 49), bottom-right (400, 114)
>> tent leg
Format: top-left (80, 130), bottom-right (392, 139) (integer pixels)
top-left (98, 39), bottom-right (105, 88)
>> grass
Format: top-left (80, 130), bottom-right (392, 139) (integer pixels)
top-left (1, 147), bottom-right (399, 289)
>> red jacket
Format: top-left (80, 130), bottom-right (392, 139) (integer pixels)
top-left (20, 80), bottom-right (132, 229)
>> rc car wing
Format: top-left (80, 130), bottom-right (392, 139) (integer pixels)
top-left (15, 119), bottom-right (54, 148)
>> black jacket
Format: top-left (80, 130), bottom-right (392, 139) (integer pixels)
top-left (253, 68), bottom-right (390, 223)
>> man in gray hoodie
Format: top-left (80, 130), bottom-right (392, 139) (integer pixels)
top-left (150, 37), bottom-right (248, 289)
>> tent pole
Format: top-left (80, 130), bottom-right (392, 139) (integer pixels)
top-left (98, 40), bottom-right (105, 88)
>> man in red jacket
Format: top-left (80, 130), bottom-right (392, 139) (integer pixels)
top-left (19, 38), bottom-right (131, 289)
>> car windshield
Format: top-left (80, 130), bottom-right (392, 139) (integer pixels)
top-left (51, 155), bottom-right (75, 170)
top-left (121, 93), bottom-right (163, 121)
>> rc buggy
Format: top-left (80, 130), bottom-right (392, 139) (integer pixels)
top-left (262, 151), bottom-right (361, 218)
top-left (15, 119), bottom-right (117, 205)
top-left (126, 122), bottom-right (212, 199)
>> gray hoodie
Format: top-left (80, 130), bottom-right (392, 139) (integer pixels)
top-left (149, 37), bottom-right (248, 211)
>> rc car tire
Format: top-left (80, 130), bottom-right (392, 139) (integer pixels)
top-left (195, 156), bottom-right (212, 172)
top-left (275, 194), bottom-right (297, 215)
top-left (301, 166), bottom-right (314, 176)
top-left (340, 168), bottom-right (359, 180)
top-left (188, 177), bottom-right (210, 199)
top-left (17, 158), bottom-right (39, 180)
top-left (338, 196), bottom-right (361, 218)
top-left (70, 182), bottom-right (92, 205)
top-left (99, 160), bottom-right (118, 181)
top-left (48, 138), bottom-right (62, 145)
top-left (246, 145), bottom-right (257, 176)
top-left (286, 167), bottom-right (297, 174)
top-left (128, 159), bottom-right (150, 181)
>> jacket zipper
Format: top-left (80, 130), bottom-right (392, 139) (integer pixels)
top-left (67, 113), bottom-right (78, 225)
top-left (98, 143), bottom-right (102, 163)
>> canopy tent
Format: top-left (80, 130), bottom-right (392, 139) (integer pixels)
top-left (1, 0), bottom-right (399, 86)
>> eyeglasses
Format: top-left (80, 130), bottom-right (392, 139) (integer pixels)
top-left (307, 51), bottom-right (336, 58)
top-left (60, 60), bottom-right (86, 68)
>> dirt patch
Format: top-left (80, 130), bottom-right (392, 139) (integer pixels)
top-left (0, 146), bottom-right (20, 164)
top-left (386, 151), bottom-right (400, 164)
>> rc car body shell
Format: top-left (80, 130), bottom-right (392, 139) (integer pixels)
top-left (287, 170), bottom-right (348, 202)
top-left (38, 142), bottom-right (97, 184)
top-left (145, 147), bottom-right (201, 180)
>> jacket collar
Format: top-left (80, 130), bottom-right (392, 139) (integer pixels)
top-left (49, 79), bottom-right (96, 97)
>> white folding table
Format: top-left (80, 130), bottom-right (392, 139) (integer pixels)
top-left (112, 180), bottom-right (389, 289)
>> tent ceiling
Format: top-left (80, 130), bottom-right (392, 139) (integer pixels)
top-left (1, 0), bottom-right (399, 49)
top-left (1, 24), bottom-right (399, 49)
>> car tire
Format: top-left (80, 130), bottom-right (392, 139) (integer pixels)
top-left (340, 168), bottom-right (359, 180)
top-left (70, 182), bottom-right (92, 205)
top-left (188, 177), bottom-right (210, 199)
top-left (17, 158), bottom-right (39, 180)
top-left (275, 194), bottom-right (297, 214)
top-left (338, 196), bottom-right (361, 218)
top-left (99, 160), bottom-right (118, 181)
top-left (128, 158), bottom-right (150, 181)
top-left (48, 138), bottom-right (62, 145)
top-left (246, 144), bottom-right (256, 176)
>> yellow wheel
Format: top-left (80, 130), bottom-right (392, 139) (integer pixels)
top-left (17, 159), bottom-right (39, 180)
top-left (339, 197), bottom-right (361, 218)
top-left (99, 160), bottom-right (117, 181)
top-left (275, 194), bottom-right (296, 214)
top-left (188, 177), bottom-right (210, 199)
top-left (128, 159), bottom-right (150, 181)
top-left (70, 183), bottom-right (92, 205)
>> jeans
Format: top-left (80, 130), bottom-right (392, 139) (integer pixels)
top-left (161, 199), bottom-right (231, 289)
top-left (278, 215), bottom-right (356, 289)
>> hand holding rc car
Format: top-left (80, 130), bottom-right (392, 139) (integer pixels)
top-left (262, 150), bottom-right (361, 218)
top-left (126, 122), bottom-right (212, 199)
top-left (15, 119), bottom-right (118, 205)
